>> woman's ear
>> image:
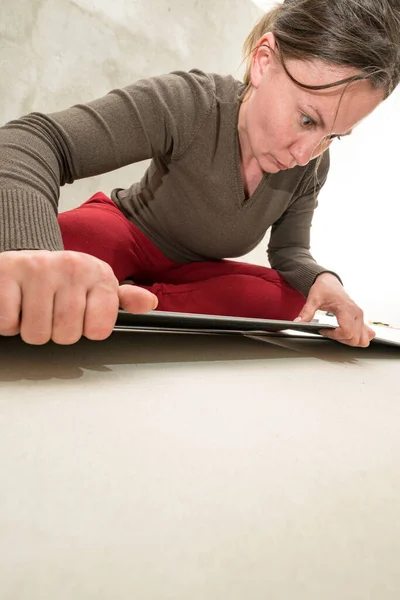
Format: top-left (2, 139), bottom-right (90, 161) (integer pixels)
top-left (250, 32), bottom-right (277, 88)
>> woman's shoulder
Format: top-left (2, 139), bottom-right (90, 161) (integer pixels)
top-left (170, 69), bottom-right (245, 102)
top-left (193, 69), bottom-right (245, 101)
top-left (124, 69), bottom-right (244, 114)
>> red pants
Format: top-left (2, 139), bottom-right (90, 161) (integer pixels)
top-left (58, 192), bottom-right (305, 320)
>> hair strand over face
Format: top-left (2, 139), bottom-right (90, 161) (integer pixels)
top-left (243, 0), bottom-right (400, 99)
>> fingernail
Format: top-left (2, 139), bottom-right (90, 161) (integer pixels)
top-left (294, 317), bottom-right (302, 322)
top-left (152, 296), bottom-right (158, 310)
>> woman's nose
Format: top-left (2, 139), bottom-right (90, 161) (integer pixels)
top-left (290, 136), bottom-right (327, 167)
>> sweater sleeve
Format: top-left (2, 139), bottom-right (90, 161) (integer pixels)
top-left (0, 70), bottom-right (214, 252)
top-left (267, 150), bottom-right (343, 297)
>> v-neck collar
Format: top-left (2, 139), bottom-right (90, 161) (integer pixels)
top-left (232, 88), bottom-right (269, 207)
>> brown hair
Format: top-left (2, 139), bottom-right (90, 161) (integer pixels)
top-left (242, 0), bottom-right (399, 187)
top-left (243, 0), bottom-right (400, 98)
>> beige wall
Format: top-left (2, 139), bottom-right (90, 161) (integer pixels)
top-left (0, 0), bottom-right (261, 210)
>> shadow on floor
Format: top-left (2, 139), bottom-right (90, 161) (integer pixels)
top-left (0, 330), bottom-right (398, 383)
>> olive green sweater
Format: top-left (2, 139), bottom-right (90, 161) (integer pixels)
top-left (0, 69), bottom-right (337, 297)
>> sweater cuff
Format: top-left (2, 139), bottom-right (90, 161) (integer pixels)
top-left (0, 189), bottom-right (64, 252)
top-left (312, 270), bottom-right (344, 287)
top-left (289, 263), bottom-right (343, 298)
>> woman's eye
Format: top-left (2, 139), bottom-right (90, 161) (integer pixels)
top-left (301, 114), bottom-right (316, 128)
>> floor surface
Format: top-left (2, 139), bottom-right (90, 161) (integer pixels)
top-left (1, 331), bottom-right (399, 599)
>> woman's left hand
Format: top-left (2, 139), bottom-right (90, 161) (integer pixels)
top-left (294, 272), bottom-right (376, 347)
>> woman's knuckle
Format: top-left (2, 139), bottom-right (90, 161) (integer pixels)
top-left (85, 324), bottom-right (113, 341)
top-left (60, 251), bottom-right (83, 275)
top-left (27, 253), bottom-right (51, 275)
top-left (21, 330), bottom-right (51, 346)
top-left (52, 332), bottom-right (81, 345)
top-left (0, 324), bottom-right (20, 337)
top-left (97, 261), bottom-right (116, 283)
top-left (341, 329), bottom-right (353, 339)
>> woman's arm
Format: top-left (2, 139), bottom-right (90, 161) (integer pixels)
top-left (267, 152), bottom-right (375, 346)
top-left (0, 70), bottom-right (214, 252)
top-left (267, 151), bottom-right (341, 297)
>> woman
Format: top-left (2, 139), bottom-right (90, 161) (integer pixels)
top-left (0, 0), bottom-right (398, 346)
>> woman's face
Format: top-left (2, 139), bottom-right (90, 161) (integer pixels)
top-left (239, 33), bottom-right (384, 172)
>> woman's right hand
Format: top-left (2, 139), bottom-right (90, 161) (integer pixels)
top-left (0, 250), bottom-right (158, 345)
